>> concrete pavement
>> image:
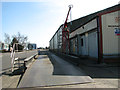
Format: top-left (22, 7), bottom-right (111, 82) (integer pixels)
top-left (2, 55), bottom-right (37, 89)
top-left (52, 51), bottom-right (119, 88)
top-left (18, 52), bottom-right (93, 88)
top-left (1, 50), bottom-right (38, 89)
top-left (2, 50), bottom-right (119, 88)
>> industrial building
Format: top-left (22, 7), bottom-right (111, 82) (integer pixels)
top-left (28, 43), bottom-right (37, 50)
top-left (49, 4), bottom-right (120, 63)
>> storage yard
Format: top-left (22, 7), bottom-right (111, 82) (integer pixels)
top-left (49, 4), bottom-right (120, 63)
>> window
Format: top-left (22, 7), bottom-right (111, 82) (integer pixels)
top-left (81, 38), bottom-right (83, 46)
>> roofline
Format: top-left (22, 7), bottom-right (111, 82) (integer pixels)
top-left (49, 4), bottom-right (120, 42)
top-left (49, 24), bottom-right (63, 42)
top-left (70, 16), bottom-right (97, 33)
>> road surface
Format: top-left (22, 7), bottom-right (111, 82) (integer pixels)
top-left (18, 50), bottom-right (93, 88)
top-left (1, 50), bottom-right (38, 71)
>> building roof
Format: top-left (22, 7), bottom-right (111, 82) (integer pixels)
top-left (67, 4), bottom-right (120, 33)
top-left (50, 4), bottom-right (120, 41)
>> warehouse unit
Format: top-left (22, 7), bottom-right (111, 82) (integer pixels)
top-left (28, 43), bottom-right (37, 50)
top-left (49, 4), bottom-right (120, 63)
top-left (49, 25), bottom-right (63, 52)
top-left (99, 8), bottom-right (120, 59)
top-left (70, 18), bottom-right (98, 58)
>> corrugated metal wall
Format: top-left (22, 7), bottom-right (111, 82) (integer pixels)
top-left (70, 37), bottom-right (78, 55)
top-left (49, 5), bottom-right (120, 60)
top-left (70, 19), bottom-right (97, 39)
top-left (57, 27), bottom-right (62, 51)
top-left (88, 31), bottom-right (98, 58)
top-left (70, 18), bottom-right (98, 58)
top-left (54, 33), bottom-right (58, 50)
top-left (49, 25), bottom-right (63, 52)
top-left (102, 10), bottom-right (120, 55)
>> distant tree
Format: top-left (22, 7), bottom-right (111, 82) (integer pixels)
top-left (12, 32), bottom-right (28, 50)
top-left (11, 37), bottom-right (18, 45)
top-left (45, 47), bottom-right (49, 49)
top-left (11, 37), bottom-right (24, 51)
top-left (18, 44), bottom-right (24, 51)
top-left (12, 32), bottom-right (28, 45)
top-left (11, 37), bottom-right (18, 47)
top-left (3, 32), bottom-right (28, 51)
top-left (11, 37), bottom-right (18, 50)
top-left (4, 33), bottom-right (11, 44)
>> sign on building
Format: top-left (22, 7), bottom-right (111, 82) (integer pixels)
top-left (114, 28), bottom-right (120, 35)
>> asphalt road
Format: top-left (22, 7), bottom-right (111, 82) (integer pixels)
top-left (1, 50), bottom-right (38, 71)
top-left (18, 51), bottom-right (93, 88)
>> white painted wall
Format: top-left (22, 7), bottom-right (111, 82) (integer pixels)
top-left (50, 38), bottom-right (53, 50)
top-left (81, 35), bottom-right (87, 55)
top-left (88, 31), bottom-right (98, 58)
top-left (70, 18), bottom-right (97, 38)
top-left (102, 10), bottom-right (120, 55)
top-left (70, 37), bottom-right (78, 55)
top-left (54, 33), bottom-right (58, 49)
top-left (70, 18), bottom-right (98, 57)
top-left (57, 27), bottom-right (62, 49)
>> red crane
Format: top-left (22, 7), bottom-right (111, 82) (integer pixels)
top-left (62, 5), bottom-right (73, 54)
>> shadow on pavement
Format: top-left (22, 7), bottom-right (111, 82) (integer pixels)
top-left (3, 66), bottom-right (26, 76)
top-left (49, 55), bottom-right (87, 76)
top-left (80, 65), bottom-right (120, 78)
top-left (39, 50), bottom-right (120, 79)
top-left (57, 52), bottom-right (120, 79)
top-left (39, 50), bottom-right (88, 76)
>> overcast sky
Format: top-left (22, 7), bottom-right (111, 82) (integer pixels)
top-left (1, 0), bottom-right (120, 47)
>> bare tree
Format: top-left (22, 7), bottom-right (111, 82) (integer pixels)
top-left (4, 33), bottom-right (11, 44)
top-left (12, 32), bottom-right (28, 44)
top-left (12, 32), bottom-right (28, 49)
